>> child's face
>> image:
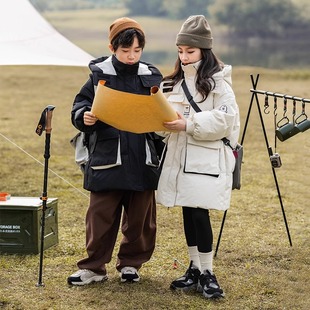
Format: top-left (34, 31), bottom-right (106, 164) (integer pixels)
top-left (111, 37), bottom-right (143, 65)
top-left (177, 46), bottom-right (202, 65)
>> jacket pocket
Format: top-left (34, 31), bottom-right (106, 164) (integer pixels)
top-left (91, 133), bottom-right (121, 170)
top-left (145, 141), bottom-right (158, 167)
top-left (145, 133), bottom-right (165, 167)
top-left (184, 136), bottom-right (221, 176)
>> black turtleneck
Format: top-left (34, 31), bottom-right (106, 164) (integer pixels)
top-left (111, 55), bottom-right (147, 95)
top-left (112, 55), bottom-right (139, 75)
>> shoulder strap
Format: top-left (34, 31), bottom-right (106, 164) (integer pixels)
top-left (181, 80), bottom-right (201, 113)
top-left (222, 137), bottom-right (234, 150)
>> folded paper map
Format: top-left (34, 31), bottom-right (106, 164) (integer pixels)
top-left (90, 80), bottom-right (178, 133)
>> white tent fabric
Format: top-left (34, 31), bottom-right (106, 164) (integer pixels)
top-left (0, 0), bottom-right (94, 66)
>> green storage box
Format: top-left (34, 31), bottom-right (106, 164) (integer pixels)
top-left (0, 197), bottom-right (58, 254)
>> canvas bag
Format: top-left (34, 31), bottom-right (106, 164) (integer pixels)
top-left (222, 138), bottom-right (243, 190)
top-left (70, 131), bottom-right (89, 167)
top-left (181, 81), bottom-right (243, 190)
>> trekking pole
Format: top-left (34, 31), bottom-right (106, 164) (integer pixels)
top-left (35, 105), bottom-right (55, 287)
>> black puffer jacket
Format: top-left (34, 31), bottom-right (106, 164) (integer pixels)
top-left (71, 55), bottom-right (163, 192)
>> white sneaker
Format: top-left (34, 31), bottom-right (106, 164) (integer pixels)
top-left (120, 267), bottom-right (140, 283)
top-left (67, 269), bottom-right (108, 286)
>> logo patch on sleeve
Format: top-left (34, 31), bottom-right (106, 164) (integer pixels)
top-left (219, 105), bottom-right (228, 113)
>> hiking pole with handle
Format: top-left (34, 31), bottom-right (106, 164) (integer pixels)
top-left (35, 105), bottom-right (56, 287)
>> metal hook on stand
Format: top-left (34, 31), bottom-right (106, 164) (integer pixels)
top-left (292, 97), bottom-right (297, 124)
top-left (264, 92), bottom-right (270, 114)
top-left (273, 94), bottom-right (278, 116)
top-left (295, 99), bottom-right (308, 124)
top-left (276, 96), bottom-right (290, 128)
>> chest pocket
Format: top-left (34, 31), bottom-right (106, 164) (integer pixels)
top-left (184, 136), bottom-right (222, 176)
top-left (167, 94), bottom-right (184, 103)
top-left (167, 94), bottom-right (190, 117)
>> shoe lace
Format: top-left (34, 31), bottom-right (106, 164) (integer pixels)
top-left (200, 270), bottom-right (219, 289)
top-left (184, 261), bottom-right (200, 280)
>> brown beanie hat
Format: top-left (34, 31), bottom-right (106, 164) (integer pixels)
top-left (109, 17), bottom-right (144, 43)
top-left (176, 15), bottom-right (213, 49)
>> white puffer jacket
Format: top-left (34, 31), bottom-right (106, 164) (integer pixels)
top-left (156, 62), bottom-right (240, 210)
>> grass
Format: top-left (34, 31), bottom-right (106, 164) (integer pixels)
top-left (0, 64), bottom-right (309, 309)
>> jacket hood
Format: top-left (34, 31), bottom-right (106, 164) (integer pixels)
top-left (89, 56), bottom-right (109, 68)
top-left (211, 65), bottom-right (232, 93)
top-left (88, 55), bottom-right (161, 79)
top-left (213, 65), bottom-right (232, 85)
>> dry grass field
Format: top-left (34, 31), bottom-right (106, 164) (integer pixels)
top-left (42, 8), bottom-right (183, 60)
top-left (0, 8), bottom-right (309, 309)
top-left (0, 63), bottom-right (309, 310)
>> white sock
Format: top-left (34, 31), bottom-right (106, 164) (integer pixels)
top-left (188, 246), bottom-right (201, 270)
top-left (199, 251), bottom-right (213, 273)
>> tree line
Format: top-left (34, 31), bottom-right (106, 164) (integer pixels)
top-left (30, 0), bottom-right (310, 39)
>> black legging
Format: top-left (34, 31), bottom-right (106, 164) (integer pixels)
top-left (182, 207), bottom-right (213, 253)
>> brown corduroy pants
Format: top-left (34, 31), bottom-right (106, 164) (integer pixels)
top-left (77, 190), bottom-right (156, 275)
